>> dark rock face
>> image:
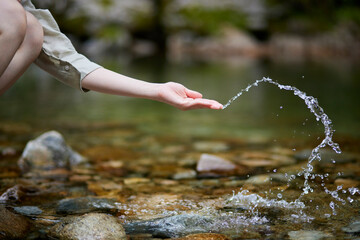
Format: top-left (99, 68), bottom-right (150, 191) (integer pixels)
top-left (56, 196), bottom-right (117, 215)
top-left (18, 131), bottom-right (85, 173)
top-left (48, 213), bottom-right (126, 240)
top-left (0, 206), bottom-right (31, 240)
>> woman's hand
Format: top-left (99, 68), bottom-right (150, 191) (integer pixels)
top-left (157, 82), bottom-right (223, 110)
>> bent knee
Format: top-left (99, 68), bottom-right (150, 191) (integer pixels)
top-left (24, 12), bottom-right (44, 55)
top-left (0, 1), bottom-right (27, 42)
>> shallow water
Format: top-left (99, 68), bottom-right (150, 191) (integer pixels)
top-left (0, 58), bottom-right (360, 239)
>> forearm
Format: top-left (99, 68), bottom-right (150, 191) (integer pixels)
top-left (81, 67), bottom-right (223, 110)
top-left (82, 67), bottom-right (160, 100)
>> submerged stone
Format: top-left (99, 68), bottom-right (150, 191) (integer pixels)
top-left (197, 154), bottom-right (237, 172)
top-left (0, 206), bottom-right (31, 239)
top-left (49, 213), bottom-right (126, 240)
top-left (124, 214), bottom-right (214, 238)
top-left (18, 131), bottom-right (85, 173)
top-left (13, 206), bottom-right (43, 216)
top-left (288, 230), bottom-right (332, 240)
top-left (172, 169), bottom-right (197, 180)
top-left (56, 196), bottom-right (117, 214)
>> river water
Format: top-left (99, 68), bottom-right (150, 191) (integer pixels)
top-left (0, 58), bottom-right (360, 239)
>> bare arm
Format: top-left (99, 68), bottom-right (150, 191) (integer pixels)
top-left (81, 68), bottom-right (223, 110)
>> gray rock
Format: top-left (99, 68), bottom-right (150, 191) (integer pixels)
top-left (49, 213), bottom-right (126, 240)
top-left (13, 206), bottom-right (43, 216)
top-left (18, 131), bottom-right (85, 172)
top-left (288, 230), bottom-right (332, 240)
top-left (124, 214), bottom-right (214, 238)
top-left (0, 206), bottom-right (31, 239)
top-left (197, 154), bottom-right (237, 172)
top-left (294, 149), bottom-right (356, 164)
top-left (342, 218), bottom-right (360, 233)
top-left (57, 196), bottom-right (117, 214)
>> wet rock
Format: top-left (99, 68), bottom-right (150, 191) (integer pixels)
top-left (13, 206), bottom-right (43, 216)
top-left (178, 233), bottom-right (230, 240)
top-left (294, 149), bottom-right (356, 164)
top-left (49, 213), bottom-right (126, 240)
top-left (0, 206), bottom-right (31, 239)
top-left (18, 131), bottom-right (85, 173)
top-left (288, 230), bottom-right (332, 240)
top-left (0, 185), bottom-right (39, 203)
top-left (197, 154), bottom-right (237, 172)
top-left (193, 142), bottom-right (229, 152)
top-left (342, 218), bottom-right (360, 234)
top-left (56, 196), bottom-right (117, 214)
top-left (172, 169), bottom-right (197, 180)
top-left (124, 214), bottom-right (214, 238)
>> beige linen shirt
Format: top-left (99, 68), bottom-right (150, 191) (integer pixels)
top-left (21, 0), bottom-right (102, 91)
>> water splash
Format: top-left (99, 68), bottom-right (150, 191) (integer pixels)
top-left (223, 77), bottom-right (342, 195)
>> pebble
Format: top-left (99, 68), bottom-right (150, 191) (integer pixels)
top-left (245, 174), bottom-right (271, 185)
top-left (288, 230), bottom-right (332, 240)
top-left (334, 178), bottom-right (359, 189)
top-left (197, 154), bottom-right (237, 172)
top-left (13, 206), bottom-right (43, 216)
top-left (124, 178), bottom-right (151, 185)
top-left (49, 213), bottom-right (126, 240)
top-left (18, 131), bottom-right (85, 173)
top-left (56, 196), bottom-right (117, 214)
top-left (0, 206), bottom-right (31, 239)
top-left (124, 214), bottom-right (213, 238)
top-left (172, 169), bottom-right (197, 180)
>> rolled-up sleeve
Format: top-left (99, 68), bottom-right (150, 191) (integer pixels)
top-left (22, 0), bottom-right (102, 91)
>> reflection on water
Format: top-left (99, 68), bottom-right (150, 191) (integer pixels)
top-left (0, 58), bottom-right (360, 239)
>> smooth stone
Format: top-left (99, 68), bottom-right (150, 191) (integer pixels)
top-left (294, 149), bottom-right (356, 164)
top-left (18, 131), bottom-right (85, 172)
top-left (342, 218), bottom-right (360, 233)
top-left (0, 206), bottom-right (31, 239)
top-left (193, 141), bottom-right (229, 152)
top-left (197, 154), bottom-right (237, 172)
top-left (172, 169), bottom-right (197, 180)
top-left (124, 214), bottom-right (214, 238)
top-left (13, 206), bottom-right (43, 216)
top-left (288, 230), bottom-right (332, 240)
top-left (56, 196), bottom-right (117, 214)
top-left (49, 213), bottom-right (126, 240)
top-left (178, 233), bottom-right (231, 240)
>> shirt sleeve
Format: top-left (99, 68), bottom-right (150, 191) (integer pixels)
top-left (22, 0), bottom-right (102, 91)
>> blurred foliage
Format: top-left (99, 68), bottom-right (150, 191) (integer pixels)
top-left (267, 0), bottom-right (360, 34)
top-left (177, 7), bottom-right (247, 36)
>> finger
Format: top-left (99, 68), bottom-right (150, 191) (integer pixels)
top-left (185, 88), bottom-right (202, 99)
top-left (182, 98), bottom-right (223, 110)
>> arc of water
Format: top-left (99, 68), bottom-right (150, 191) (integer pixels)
top-left (223, 77), bottom-right (341, 194)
